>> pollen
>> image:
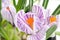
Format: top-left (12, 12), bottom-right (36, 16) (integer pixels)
top-left (50, 16), bottom-right (56, 23)
top-left (26, 17), bottom-right (34, 30)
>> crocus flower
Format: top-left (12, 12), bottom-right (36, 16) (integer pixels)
top-left (1, 0), bottom-right (16, 25)
top-left (14, 5), bottom-right (50, 40)
top-left (49, 15), bottom-right (60, 37)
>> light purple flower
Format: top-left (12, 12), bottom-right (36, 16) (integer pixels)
top-left (1, 0), bottom-right (16, 25)
top-left (14, 5), bottom-right (49, 40)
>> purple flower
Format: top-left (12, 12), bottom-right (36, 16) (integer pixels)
top-left (1, 1), bottom-right (16, 25)
top-left (14, 5), bottom-right (49, 40)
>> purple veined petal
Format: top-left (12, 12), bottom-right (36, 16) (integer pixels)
top-left (34, 16), bottom-right (49, 36)
top-left (43, 9), bottom-right (51, 24)
top-left (24, 12), bottom-right (34, 21)
top-left (33, 15), bottom-right (48, 33)
top-left (1, 5), bottom-right (16, 25)
top-left (14, 11), bottom-right (35, 34)
top-left (56, 15), bottom-right (60, 27)
top-left (17, 10), bottom-right (25, 16)
top-left (45, 9), bottom-right (51, 18)
top-left (44, 9), bottom-right (50, 24)
top-left (36, 29), bottom-right (46, 40)
top-left (9, 5), bottom-right (16, 24)
top-left (55, 15), bottom-right (60, 32)
top-left (32, 5), bottom-right (44, 20)
top-left (36, 31), bottom-right (45, 40)
top-left (9, 5), bottom-right (16, 19)
top-left (27, 31), bottom-right (46, 40)
top-left (33, 16), bottom-right (42, 32)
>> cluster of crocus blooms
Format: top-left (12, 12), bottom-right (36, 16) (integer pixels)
top-left (14, 5), bottom-right (59, 40)
top-left (1, 0), bottom-right (60, 40)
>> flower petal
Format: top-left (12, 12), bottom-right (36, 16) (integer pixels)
top-left (2, 0), bottom-right (11, 8)
top-left (27, 31), bottom-right (46, 40)
top-left (32, 5), bottom-right (44, 20)
top-left (56, 15), bottom-right (60, 27)
top-left (34, 15), bottom-right (48, 33)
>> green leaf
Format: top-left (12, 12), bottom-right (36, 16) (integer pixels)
top-left (0, 13), bottom-right (2, 24)
top-left (0, 20), bottom-right (14, 40)
top-left (42, 0), bottom-right (49, 9)
top-left (1, 20), bottom-right (8, 27)
top-left (4, 22), bottom-right (21, 40)
top-left (52, 5), bottom-right (60, 15)
top-left (0, 0), bottom-right (2, 24)
top-left (13, 0), bottom-right (16, 7)
top-left (24, 0), bottom-right (33, 13)
top-left (0, 27), bottom-right (9, 40)
top-left (55, 32), bottom-right (60, 36)
top-left (46, 25), bottom-right (57, 39)
top-left (29, 0), bottom-right (33, 11)
top-left (24, 5), bottom-right (30, 13)
top-left (0, 0), bottom-right (1, 10)
top-left (11, 29), bottom-right (20, 40)
top-left (13, 0), bottom-right (27, 12)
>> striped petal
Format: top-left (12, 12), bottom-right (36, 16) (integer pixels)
top-left (57, 15), bottom-right (60, 27)
top-left (32, 5), bottom-right (44, 20)
top-left (55, 15), bottom-right (60, 32)
top-left (34, 14), bottom-right (49, 33)
top-left (27, 31), bottom-right (46, 40)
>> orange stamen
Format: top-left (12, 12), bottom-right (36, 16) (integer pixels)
top-left (26, 17), bottom-right (34, 30)
top-left (50, 16), bottom-right (56, 23)
top-left (6, 7), bottom-right (10, 11)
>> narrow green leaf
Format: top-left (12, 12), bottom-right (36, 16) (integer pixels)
top-left (42, 0), bottom-right (49, 9)
top-left (24, 0), bottom-right (33, 13)
top-left (52, 5), bottom-right (60, 15)
top-left (0, 13), bottom-right (2, 24)
top-left (24, 5), bottom-right (30, 13)
top-left (0, 21), bottom-right (12, 40)
top-left (0, 0), bottom-right (1, 10)
top-left (0, 27), bottom-right (9, 40)
top-left (55, 32), bottom-right (60, 36)
top-left (13, 0), bottom-right (16, 7)
top-left (13, 0), bottom-right (27, 12)
top-left (46, 25), bottom-right (57, 39)
top-left (16, 0), bottom-right (27, 12)
top-left (0, 0), bottom-right (2, 24)
top-left (29, 0), bottom-right (33, 11)
top-left (11, 29), bottom-right (20, 40)
top-left (4, 22), bottom-right (20, 40)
